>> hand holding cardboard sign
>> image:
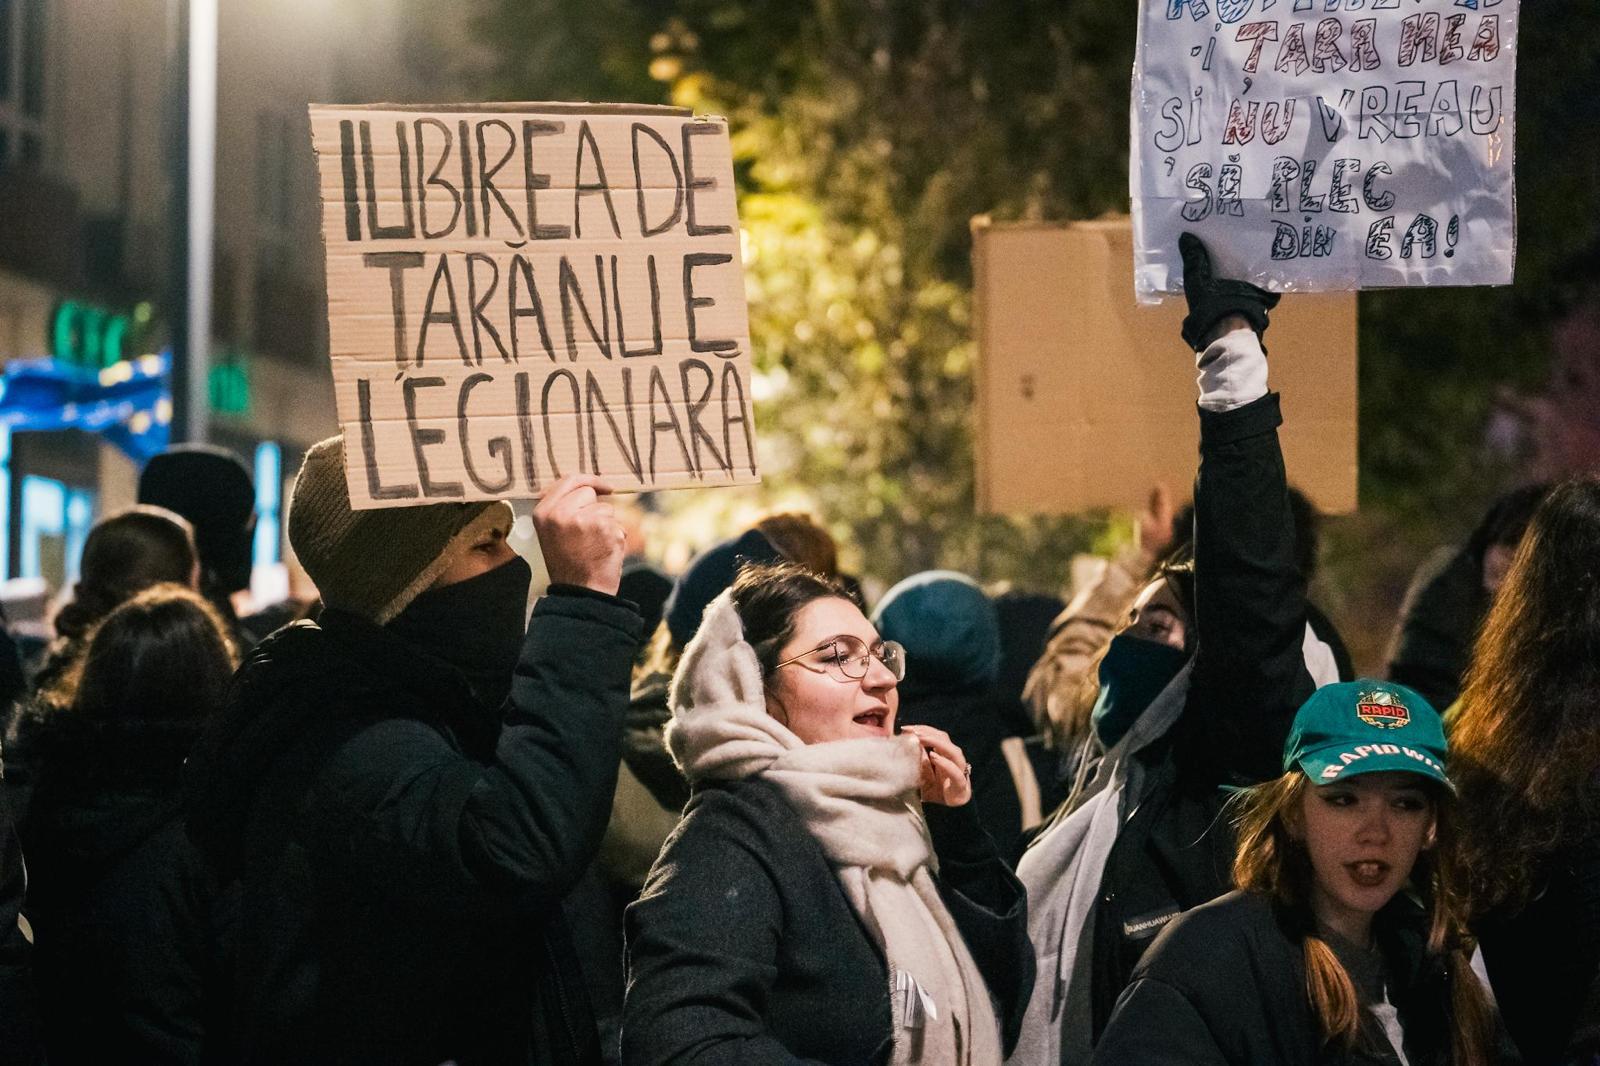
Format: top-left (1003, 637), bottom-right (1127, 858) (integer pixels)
top-left (533, 475), bottom-right (627, 597)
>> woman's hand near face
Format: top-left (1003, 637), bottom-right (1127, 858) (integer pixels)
top-left (901, 725), bottom-right (973, 807)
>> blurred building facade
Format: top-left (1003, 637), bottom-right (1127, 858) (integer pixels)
top-left (0, 0), bottom-right (445, 602)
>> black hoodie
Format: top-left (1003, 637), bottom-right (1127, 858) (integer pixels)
top-left (184, 587), bottom-right (642, 1066)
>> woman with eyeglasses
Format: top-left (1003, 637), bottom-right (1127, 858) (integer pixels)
top-left (621, 562), bottom-right (1034, 1065)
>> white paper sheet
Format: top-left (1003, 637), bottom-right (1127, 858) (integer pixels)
top-left (1131, 0), bottom-right (1519, 302)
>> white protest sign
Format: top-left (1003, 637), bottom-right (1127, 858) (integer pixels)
top-left (1132, 0), bottom-right (1518, 302)
top-left (309, 103), bottom-right (761, 509)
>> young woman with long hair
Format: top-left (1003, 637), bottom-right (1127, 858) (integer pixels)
top-left (1090, 680), bottom-right (1496, 1066)
top-left (21, 585), bottom-right (238, 1064)
top-left (3, 506), bottom-right (199, 822)
top-left (1453, 477), bottom-right (1600, 1065)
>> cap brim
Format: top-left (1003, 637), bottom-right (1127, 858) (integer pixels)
top-left (1296, 740), bottom-right (1454, 793)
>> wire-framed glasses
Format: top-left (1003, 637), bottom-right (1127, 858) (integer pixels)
top-left (773, 635), bottom-right (907, 684)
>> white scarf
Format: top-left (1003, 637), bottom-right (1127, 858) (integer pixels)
top-left (665, 590), bottom-right (1003, 1066)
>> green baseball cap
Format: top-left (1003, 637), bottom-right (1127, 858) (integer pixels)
top-left (1283, 680), bottom-right (1452, 792)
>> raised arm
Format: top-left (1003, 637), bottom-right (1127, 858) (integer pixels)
top-left (309, 476), bottom-right (645, 915)
top-left (310, 586), bottom-right (643, 915)
top-left (1179, 235), bottom-right (1315, 785)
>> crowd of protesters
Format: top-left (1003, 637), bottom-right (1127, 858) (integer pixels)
top-left (0, 236), bottom-right (1596, 1065)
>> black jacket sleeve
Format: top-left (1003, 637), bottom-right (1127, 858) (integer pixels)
top-left (926, 802), bottom-right (1035, 1052)
top-left (1186, 392), bottom-right (1316, 786)
top-left (307, 590), bottom-right (642, 916)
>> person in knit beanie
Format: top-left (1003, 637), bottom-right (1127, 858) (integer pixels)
top-left (623, 562), bottom-right (1034, 1065)
top-left (184, 434), bottom-right (645, 1065)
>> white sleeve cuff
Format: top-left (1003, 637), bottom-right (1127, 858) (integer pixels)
top-left (1195, 327), bottom-right (1268, 412)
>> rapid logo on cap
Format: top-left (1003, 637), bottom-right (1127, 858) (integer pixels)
top-left (1355, 689), bottom-right (1410, 730)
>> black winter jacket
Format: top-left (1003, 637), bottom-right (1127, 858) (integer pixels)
top-left (623, 777), bottom-right (1034, 1064)
top-left (184, 588), bottom-right (642, 1066)
top-left (1087, 393), bottom-right (1317, 1035)
top-left (21, 714), bottom-right (224, 1065)
top-left (1092, 890), bottom-right (1459, 1066)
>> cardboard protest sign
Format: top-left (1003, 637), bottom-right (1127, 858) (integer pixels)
top-left (972, 217), bottom-right (1357, 515)
top-left (308, 103), bottom-right (760, 508)
top-left (1131, 0), bottom-right (1518, 302)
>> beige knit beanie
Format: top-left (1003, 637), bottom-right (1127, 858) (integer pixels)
top-left (288, 435), bottom-right (515, 624)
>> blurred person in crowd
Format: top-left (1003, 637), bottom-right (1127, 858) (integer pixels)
top-left (991, 586), bottom-right (1071, 841)
top-left (4, 506), bottom-right (198, 823)
top-left (756, 510), bottom-right (869, 607)
top-left (874, 570), bottom-right (1037, 863)
top-left (139, 444), bottom-right (282, 647)
top-left (183, 437), bottom-right (643, 1066)
top-left (616, 500), bottom-right (673, 653)
top-left (1010, 236), bottom-right (1342, 1065)
top-left (753, 511), bottom-right (838, 575)
top-left (1091, 681), bottom-right (1496, 1066)
top-left (992, 586), bottom-right (1066, 735)
top-left (0, 605), bottom-right (26, 722)
top-left (623, 563), bottom-right (1034, 1063)
top-left (21, 585), bottom-right (237, 1064)
top-left (1385, 483), bottom-right (1550, 712)
top-left (1453, 477), bottom-right (1600, 1065)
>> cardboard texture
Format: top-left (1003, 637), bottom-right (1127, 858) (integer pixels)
top-left (309, 104), bottom-right (761, 509)
top-left (972, 217), bottom-right (1358, 516)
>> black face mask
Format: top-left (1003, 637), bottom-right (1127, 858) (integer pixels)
top-left (1090, 633), bottom-right (1189, 749)
top-left (385, 554), bottom-right (533, 712)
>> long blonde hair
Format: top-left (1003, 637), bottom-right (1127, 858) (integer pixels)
top-left (1232, 772), bottom-right (1493, 1064)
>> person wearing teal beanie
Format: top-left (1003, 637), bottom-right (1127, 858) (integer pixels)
top-left (872, 571), bottom-right (1002, 686)
top-left (874, 572), bottom-right (1030, 861)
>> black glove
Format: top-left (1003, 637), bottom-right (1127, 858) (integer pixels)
top-left (1178, 232), bottom-right (1280, 351)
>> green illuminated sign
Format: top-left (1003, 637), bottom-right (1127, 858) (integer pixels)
top-left (209, 351), bottom-right (251, 415)
top-left (49, 300), bottom-right (153, 369)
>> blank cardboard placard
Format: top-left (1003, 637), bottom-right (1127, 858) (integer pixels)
top-left (973, 217), bottom-right (1357, 516)
top-left (309, 103), bottom-right (761, 509)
